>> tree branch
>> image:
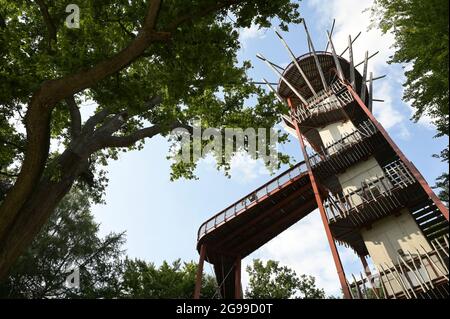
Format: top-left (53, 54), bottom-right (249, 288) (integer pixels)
top-left (165, 0), bottom-right (244, 32)
top-left (145, 96), bottom-right (163, 109)
top-left (0, 137), bottom-right (25, 152)
top-left (65, 96), bottom-right (81, 139)
top-left (35, 0), bottom-right (246, 103)
top-left (0, 0), bottom-right (164, 237)
top-left (82, 95), bottom-right (163, 143)
top-left (0, 0), bottom-right (253, 279)
top-left (94, 112), bottom-right (128, 138)
top-left (77, 233), bottom-right (124, 269)
top-left (82, 109), bottom-right (110, 134)
top-left (0, 12), bottom-right (5, 29)
top-left (35, 0), bottom-right (57, 49)
top-left (100, 125), bottom-right (162, 148)
top-left (100, 122), bottom-right (191, 148)
top-left (117, 20), bottom-right (136, 39)
top-left (40, 0), bottom-right (166, 104)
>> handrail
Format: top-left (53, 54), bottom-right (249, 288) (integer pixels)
top-left (197, 161), bottom-right (308, 241)
top-left (290, 79), bottom-right (353, 123)
top-left (324, 159), bottom-right (416, 222)
top-left (349, 235), bottom-right (449, 299)
top-left (291, 93), bottom-right (342, 122)
top-left (308, 120), bottom-right (377, 165)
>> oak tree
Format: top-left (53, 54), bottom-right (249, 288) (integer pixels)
top-left (0, 0), bottom-right (301, 279)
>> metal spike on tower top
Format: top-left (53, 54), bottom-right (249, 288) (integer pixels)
top-left (257, 22), bottom-right (388, 113)
top-left (302, 18), bottom-right (328, 91)
top-left (274, 27), bottom-right (318, 97)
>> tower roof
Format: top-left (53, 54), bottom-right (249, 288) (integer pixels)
top-left (277, 51), bottom-right (368, 107)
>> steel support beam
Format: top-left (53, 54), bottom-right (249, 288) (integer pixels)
top-left (368, 72), bottom-right (373, 112)
top-left (194, 244), bottom-right (206, 299)
top-left (234, 257), bottom-right (242, 299)
top-left (274, 29), bottom-right (318, 97)
top-left (346, 84), bottom-right (449, 221)
top-left (288, 97), bottom-right (352, 299)
top-left (213, 178), bottom-right (311, 250)
top-left (303, 19), bottom-right (328, 91)
top-left (348, 36), bottom-right (356, 90)
top-left (229, 200), bottom-right (317, 254)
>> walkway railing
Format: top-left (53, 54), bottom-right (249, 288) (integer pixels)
top-left (290, 79), bottom-right (354, 123)
top-left (197, 161), bottom-right (308, 240)
top-left (324, 159), bottom-right (416, 223)
top-left (348, 235), bottom-right (449, 299)
top-left (308, 120), bottom-right (377, 166)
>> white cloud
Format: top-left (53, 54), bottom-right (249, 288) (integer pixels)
top-left (229, 152), bottom-right (270, 183)
top-left (372, 81), bottom-right (405, 129)
top-left (198, 152), bottom-right (270, 184)
top-left (243, 211), bottom-right (357, 297)
top-left (308, 0), bottom-right (415, 138)
top-left (308, 0), bottom-right (393, 73)
top-left (239, 24), bottom-right (267, 47)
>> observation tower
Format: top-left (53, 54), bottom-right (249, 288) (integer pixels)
top-left (194, 20), bottom-right (449, 299)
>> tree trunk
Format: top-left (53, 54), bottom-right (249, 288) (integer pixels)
top-left (0, 150), bottom-right (87, 280)
top-left (0, 98), bottom-right (52, 242)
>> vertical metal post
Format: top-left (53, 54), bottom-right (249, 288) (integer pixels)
top-left (348, 36), bottom-right (356, 90)
top-left (360, 255), bottom-right (372, 278)
top-left (303, 19), bottom-right (328, 91)
top-left (360, 51), bottom-right (369, 103)
top-left (287, 97), bottom-right (352, 299)
top-left (345, 84), bottom-right (449, 221)
top-left (194, 244), bottom-right (206, 299)
top-left (340, 32), bottom-right (362, 56)
top-left (274, 28), bottom-right (318, 97)
top-left (327, 31), bottom-right (344, 80)
top-left (234, 256), bottom-right (242, 299)
top-left (368, 72), bottom-right (374, 112)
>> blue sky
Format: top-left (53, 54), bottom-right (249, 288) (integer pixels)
top-left (91, 0), bottom-right (448, 296)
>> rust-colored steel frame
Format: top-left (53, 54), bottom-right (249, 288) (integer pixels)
top-left (288, 97), bottom-right (352, 299)
top-left (212, 181), bottom-right (312, 252)
top-left (194, 169), bottom-right (312, 299)
top-left (194, 33), bottom-right (448, 299)
top-left (345, 84), bottom-right (449, 222)
top-left (235, 257), bottom-right (242, 299)
top-left (229, 198), bottom-right (317, 254)
top-left (197, 162), bottom-right (307, 241)
top-left (194, 244), bottom-right (206, 299)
